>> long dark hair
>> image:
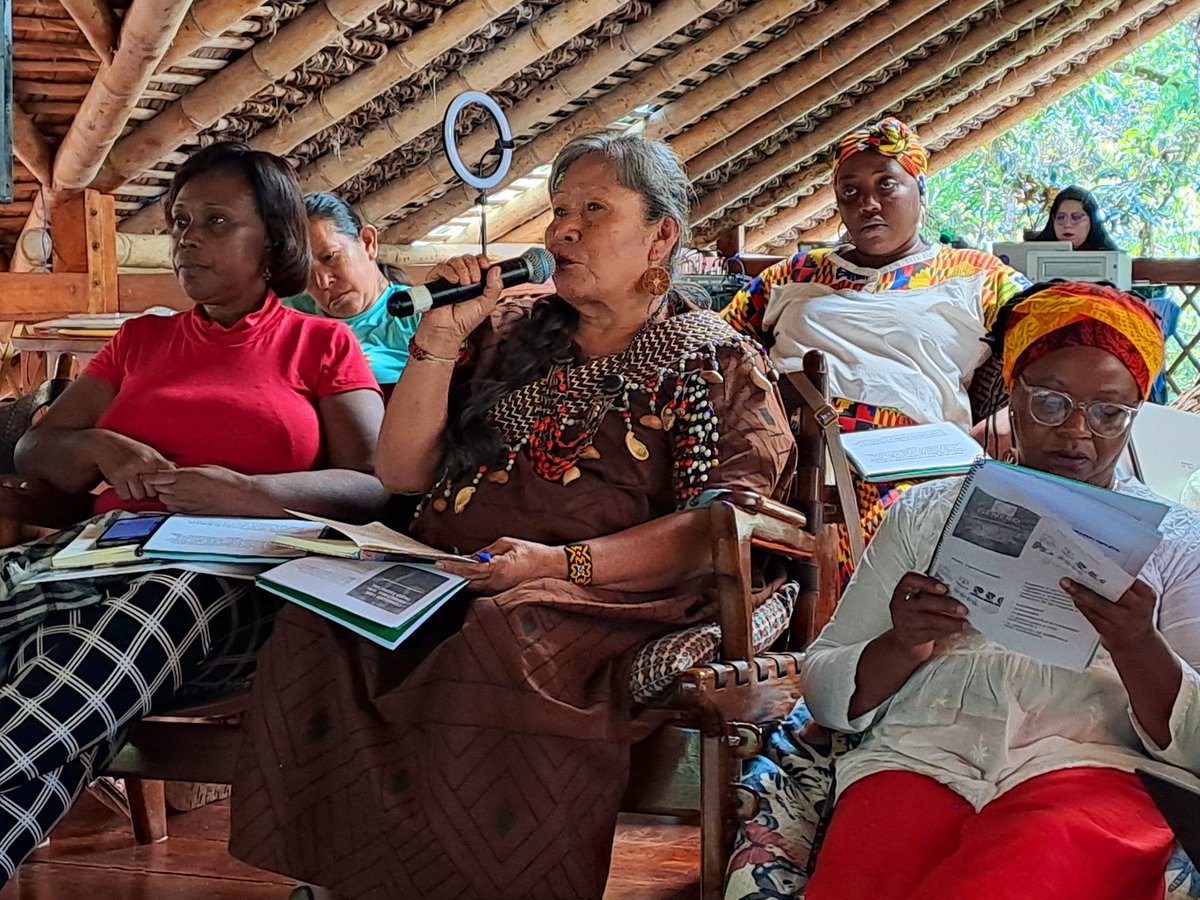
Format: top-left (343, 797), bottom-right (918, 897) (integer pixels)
top-left (166, 142), bottom-right (309, 297)
top-left (1032, 186), bottom-right (1118, 251)
top-left (441, 133), bottom-right (692, 482)
top-left (303, 192), bottom-right (412, 286)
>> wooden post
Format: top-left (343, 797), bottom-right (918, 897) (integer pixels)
top-left (85, 191), bottom-right (118, 313)
top-left (46, 192), bottom-right (88, 274)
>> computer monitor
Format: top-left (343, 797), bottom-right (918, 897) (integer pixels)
top-left (1025, 250), bottom-right (1132, 290)
top-left (989, 241), bottom-right (1072, 277)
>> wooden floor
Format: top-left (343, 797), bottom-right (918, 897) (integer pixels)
top-left (0, 792), bottom-right (702, 898)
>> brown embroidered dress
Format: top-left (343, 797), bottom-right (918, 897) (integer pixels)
top-left (229, 298), bottom-right (796, 899)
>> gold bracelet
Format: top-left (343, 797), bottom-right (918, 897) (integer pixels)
top-left (408, 335), bottom-right (459, 364)
top-left (564, 543), bottom-right (593, 586)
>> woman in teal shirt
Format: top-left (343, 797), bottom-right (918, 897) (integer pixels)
top-left (287, 193), bottom-right (420, 397)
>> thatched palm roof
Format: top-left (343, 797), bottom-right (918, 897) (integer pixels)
top-left (6, 0), bottom-right (1198, 267)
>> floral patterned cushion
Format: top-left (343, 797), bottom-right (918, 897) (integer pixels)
top-left (724, 701), bottom-right (1200, 899)
top-left (628, 581), bottom-right (799, 704)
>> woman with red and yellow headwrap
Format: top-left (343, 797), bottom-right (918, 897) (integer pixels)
top-left (722, 117), bottom-right (1030, 582)
top-left (728, 281), bottom-right (1200, 900)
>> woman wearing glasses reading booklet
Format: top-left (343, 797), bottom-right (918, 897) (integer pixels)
top-left (729, 282), bottom-right (1200, 900)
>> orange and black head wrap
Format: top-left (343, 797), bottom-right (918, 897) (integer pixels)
top-left (833, 117), bottom-right (929, 194)
top-left (993, 281), bottom-right (1164, 401)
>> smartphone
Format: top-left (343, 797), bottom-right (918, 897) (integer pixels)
top-left (94, 514), bottom-right (169, 548)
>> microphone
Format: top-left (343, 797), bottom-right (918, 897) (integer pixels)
top-left (387, 247), bottom-right (556, 318)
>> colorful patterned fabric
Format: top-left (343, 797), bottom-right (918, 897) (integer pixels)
top-left (725, 247), bottom-right (1027, 578)
top-left (1003, 282), bottom-right (1166, 400)
top-left (833, 117), bottom-right (929, 193)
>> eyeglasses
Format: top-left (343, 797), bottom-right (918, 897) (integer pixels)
top-left (1018, 377), bottom-right (1139, 438)
top-left (1054, 212), bottom-right (1086, 226)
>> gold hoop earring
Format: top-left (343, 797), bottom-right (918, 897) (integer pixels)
top-left (640, 265), bottom-right (672, 298)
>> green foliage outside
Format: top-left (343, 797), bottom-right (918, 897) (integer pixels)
top-left (926, 17), bottom-right (1200, 393)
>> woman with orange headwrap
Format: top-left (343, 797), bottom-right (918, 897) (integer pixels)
top-left (728, 281), bottom-right (1200, 900)
top-left (723, 117), bottom-right (1030, 580)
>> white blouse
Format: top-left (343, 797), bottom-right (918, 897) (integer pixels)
top-left (761, 246), bottom-right (993, 430)
top-left (804, 475), bottom-right (1200, 809)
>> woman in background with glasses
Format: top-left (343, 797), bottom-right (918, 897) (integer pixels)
top-left (1032, 185), bottom-right (1119, 251)
top-left (755, 281), bottom-right (1200, 900)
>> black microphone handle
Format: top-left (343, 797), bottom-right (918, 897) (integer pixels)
top-left (387, 257), bottom-right (533, 319)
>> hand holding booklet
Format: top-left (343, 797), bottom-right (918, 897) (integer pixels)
top-left (927, 460), bottom-right (1167, 670)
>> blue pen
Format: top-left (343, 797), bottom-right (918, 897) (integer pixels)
top-left (476, 552), bottom-right (492, 563)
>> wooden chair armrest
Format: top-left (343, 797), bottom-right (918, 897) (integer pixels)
top-left (671, 652), bottom-right (805, 732)
top-left (0, 476), bottom-right (94, 530)
top-left (709, 497), bottom-right (816, 662)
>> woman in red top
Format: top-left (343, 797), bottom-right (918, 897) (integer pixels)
top-left (0, 142), bottom-right (386, 882)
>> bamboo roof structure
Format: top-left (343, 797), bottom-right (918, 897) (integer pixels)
top-left (3, 0), bottom-right (1197, 264)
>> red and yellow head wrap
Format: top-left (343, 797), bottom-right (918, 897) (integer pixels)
top-left (1002, 282), bottom-right (1164, 400)
top-left (833, 117), bottom-right (929, 193)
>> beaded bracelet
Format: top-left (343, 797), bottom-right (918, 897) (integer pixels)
top-left (564, 543), bottom-right (594, 586)
top-left (408, 335), bottom-right (459, 364)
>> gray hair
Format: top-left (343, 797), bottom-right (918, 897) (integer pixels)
top-left (548, 132), bottom-right (693, 270)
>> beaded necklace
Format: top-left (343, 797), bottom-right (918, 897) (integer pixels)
top-left (424, 305), bottom-right (774, 515)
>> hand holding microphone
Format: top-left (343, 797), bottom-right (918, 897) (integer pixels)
top-left (393, 248), bottom-right (556, 357)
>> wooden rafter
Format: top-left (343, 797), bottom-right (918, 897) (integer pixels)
top-left (363, 0), bottom-right (724, 230)
top-left (54, 0), bottom-right (194, 191)
top-left (297, 0), bottom-right (632, 194)
top-left (381, 0), bottom-right (800, 243)
top-left (746, 0), bottom-right (1177, 250)
top-left (642, 0), bottom-right (891, 143)
top-left (251, 0), bottom-right (522, 157)
top-left (11, 100), bottom-right (52, 187)
top-left (688, 0), bottom-right (1065, 229)
top-left (57, 0), bottom-right (118, 67)
top-left (157, 0), bottom-right (265, 72)
top-left (91, 0), bottom-right (402, 193)
top-left (730, 0), bottom-right (1127, 247)
top-left (680, 0), bottom-right (997, 180)
top-left (468, 180), bottom-right (550, 243)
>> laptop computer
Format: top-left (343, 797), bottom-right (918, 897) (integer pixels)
top-left (989, 240), bottom-right (1072, 277)
top-left (1128, 402), bottom-right (1200, 504)
top-left (1138, 768), bottom-right (1200, 866)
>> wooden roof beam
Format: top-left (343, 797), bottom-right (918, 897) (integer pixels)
top-left (298, 0), bottom-right (625, 194)
top-left (732, 0), bottom-right (1126, 247)
top-left (252, 0), bottom-right (522, 159)
top-left (469, 180), bottom-right (552, 243)
top-left (58, 0), bottom-right (118, 67)
top-left (91, 0), bottom-right (401, 193)
top-left (688, 0), bottom-right (1067, 229)
top-left (747, 0), bottom-right (1183, 250)
top-left (157, 0), bottom-right (265, 72)
top-left (642, 0), bottom-right (891, 143)
top-left (53, 0), bottom-right (194, 191)
top-left (382, 0), bottom-right (801, 243)
top-left (674, 0), bottom-right (989, 173)
top-left (362, 0), bottom-right (727, 229)
top-left (11, 100), bottom-right (53, 187)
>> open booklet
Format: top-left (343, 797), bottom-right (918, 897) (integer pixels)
top-left (51, 515), bottom-right (325, 571)
top-left (276, 511), bottom-right (473, 563)
top-left (258, 556), bottom-right (467, 650)
top-left (840, 421), bottom-right (985, 483)
top-left (927, 460), bottom-right (1168, 671)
